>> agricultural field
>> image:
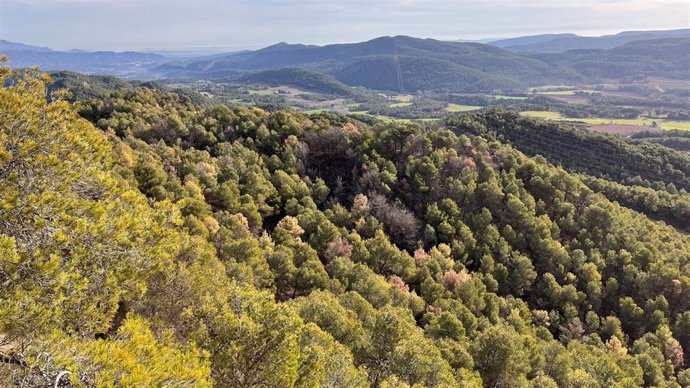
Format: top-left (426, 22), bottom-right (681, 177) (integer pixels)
top-left (178, 78), bottom-right (689, 129)
top-left (389, 102), bottom-right (413, 108)
top-left (447, 103), bottom-right (481, 112)
top-left (390, 94), bottom-right (414, 103)
top-left (520, 111), bottom-right (690, 134)
top-left (535, 89), bottom-right (597, 96)
top-left (574, 117), bottom-right (690, 130)
top-left (586, 124), bottom-right (656, 135)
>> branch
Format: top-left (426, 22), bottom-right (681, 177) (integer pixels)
top-left (54, 370), bottom-right (72, 388)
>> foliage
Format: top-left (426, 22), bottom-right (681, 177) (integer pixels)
top-left (2, 67), bottom-right (690, 386)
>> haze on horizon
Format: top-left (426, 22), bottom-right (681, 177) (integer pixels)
top-left (1, 0), bottom-right (688, 52)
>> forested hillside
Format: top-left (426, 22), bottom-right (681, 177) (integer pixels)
top-left (154, 36), bottom-right (580, 93)
top-left (152, 34), bottom-right (690, 94)
top-left (2, 66), bottom-right (690, 387)
top-left (530, 38), bottom-right (690, 79)
top-left (448, 110), bottom-right (690, 193)
top-left (491, 29), bottom-right (690, 52)
top-left (446, 110), bottom-right (690, 231)
top-left (236, 68), bottom-right (360, 97)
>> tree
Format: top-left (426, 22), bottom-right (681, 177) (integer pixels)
top-left (471, 325), bottom-right (530, 387)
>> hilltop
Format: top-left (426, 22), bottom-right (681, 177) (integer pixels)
top-left (4, 30), bottom-right (690, 93)
top-left (154, 35), bottom-right (579, 93)
top-left (490, 28), bottom-right (690, 52)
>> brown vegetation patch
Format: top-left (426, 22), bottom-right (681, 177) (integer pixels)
top-left (587, 124), bottom-right (659, 136)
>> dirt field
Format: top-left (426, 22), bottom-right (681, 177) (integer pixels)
top-left (586, 124), bottom-right (659, 136)
top-left (546, 94), bottom-right (590, 104)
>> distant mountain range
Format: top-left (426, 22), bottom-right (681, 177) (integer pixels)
top-left (2, 50), bottom-right (168, 77)
top-left (0, 39), bottom-right (53, 52)
top-left (155, 36), bottom-right (579, 93)
top-left (529, 37), bottom-right (690, 79)
top-left (1, 28), bottom-right (689, 93)
top-left (489, 29), bottom-right (690, 52)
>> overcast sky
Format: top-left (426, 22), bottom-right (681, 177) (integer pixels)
top-left (1, 0), bottom-right (688, 51)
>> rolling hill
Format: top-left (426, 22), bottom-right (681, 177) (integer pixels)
top-left (155, 33), bottom-right (690, 93)
top-left (154, 35), bottom-right (581, 93)
top-left (530, 38), bottom-right (690, 79)
top-left (488, 33), bottom-right (578, 49)
top-left (235, 68), bottom-right (359, 97)
top-left (0, 39), bottom-right (169, 77)
top-left (6, 68), bottom-right (690, 386)
top-left (491, 28), bottom-right (690, 52)
top-left (4, 30), bottom-right (689, 94)
top-left (4, 50), bottom-right (168, 76)
top-left (0, 39), bottom-right (53, 52)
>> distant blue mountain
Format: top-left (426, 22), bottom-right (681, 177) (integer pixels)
top-left (0, 39), bottom-right (53, 52)
top-left (488, 34), bottom-right (578, 49)
top-left (0, 39), bottom-right (169, 77)
top-left (489, 29), bottom-right (690, 52)
top-left (153, 35), bottom-right (580, 93)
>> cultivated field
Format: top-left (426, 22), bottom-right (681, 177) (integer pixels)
top-left (447, 104), bottom-right (481, 112)
top-left (520, 111), bottom-right (690, 134)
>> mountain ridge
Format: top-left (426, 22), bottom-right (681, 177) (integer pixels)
top-left (491, 28), bottom-right (690, 52)
top-left (154, 35), bottom-right (580, 93)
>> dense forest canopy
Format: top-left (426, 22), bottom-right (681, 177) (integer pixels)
top-left (2, 64), bottom-right (690, 387)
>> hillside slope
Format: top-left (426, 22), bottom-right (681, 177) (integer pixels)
top-left (0, 39), bottom-right (53, 52)
top-left (493, 29), bottom-right (690, 52)
top-left (235, 67), bottom-right (359, 97)
top-left (3, 49), bottom-right (168, 77)
top-left (3, 67), bottom-right (690, 385)
top-left (529, 37), bottom-right (690, 82)
top-left (155, 36), bottom-right (580, 93)
top-left (157, 34), bottom-right (690, 92)
top-left (447, 109), bottom-right (690, 192)
top-left (446, 109), bottom-right (690, 230)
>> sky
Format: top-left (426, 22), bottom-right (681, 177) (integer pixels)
top-left (1, 0), bottom-right (688, 52)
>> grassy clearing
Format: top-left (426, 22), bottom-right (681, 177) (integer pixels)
top-left (389, 102), bottom-right (413, 108)
top-left (661, 121), bottom-right (690, 130)
top-left (572, 117), bottom-right (652, 126)
top-left (349, 112), bottom-right (437, 124)
top-left (372, 115), bottom-right (409, 123)
top-left (391, 94), bottom-right (414, 103)
top-left (520, 111), bottom-right (690, 131)
top-left (447, 104), bottom-right (481, 112)
top-left (570, 118), bottom-right (690, 130)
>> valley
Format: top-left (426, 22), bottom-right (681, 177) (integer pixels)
top-left (2, 20), bottom-right (690, 387)
top-left (165, 74), bottom-right (690, 139)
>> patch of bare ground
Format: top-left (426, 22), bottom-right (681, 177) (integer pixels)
top-left (587, 124), bottom-right (658, 135)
